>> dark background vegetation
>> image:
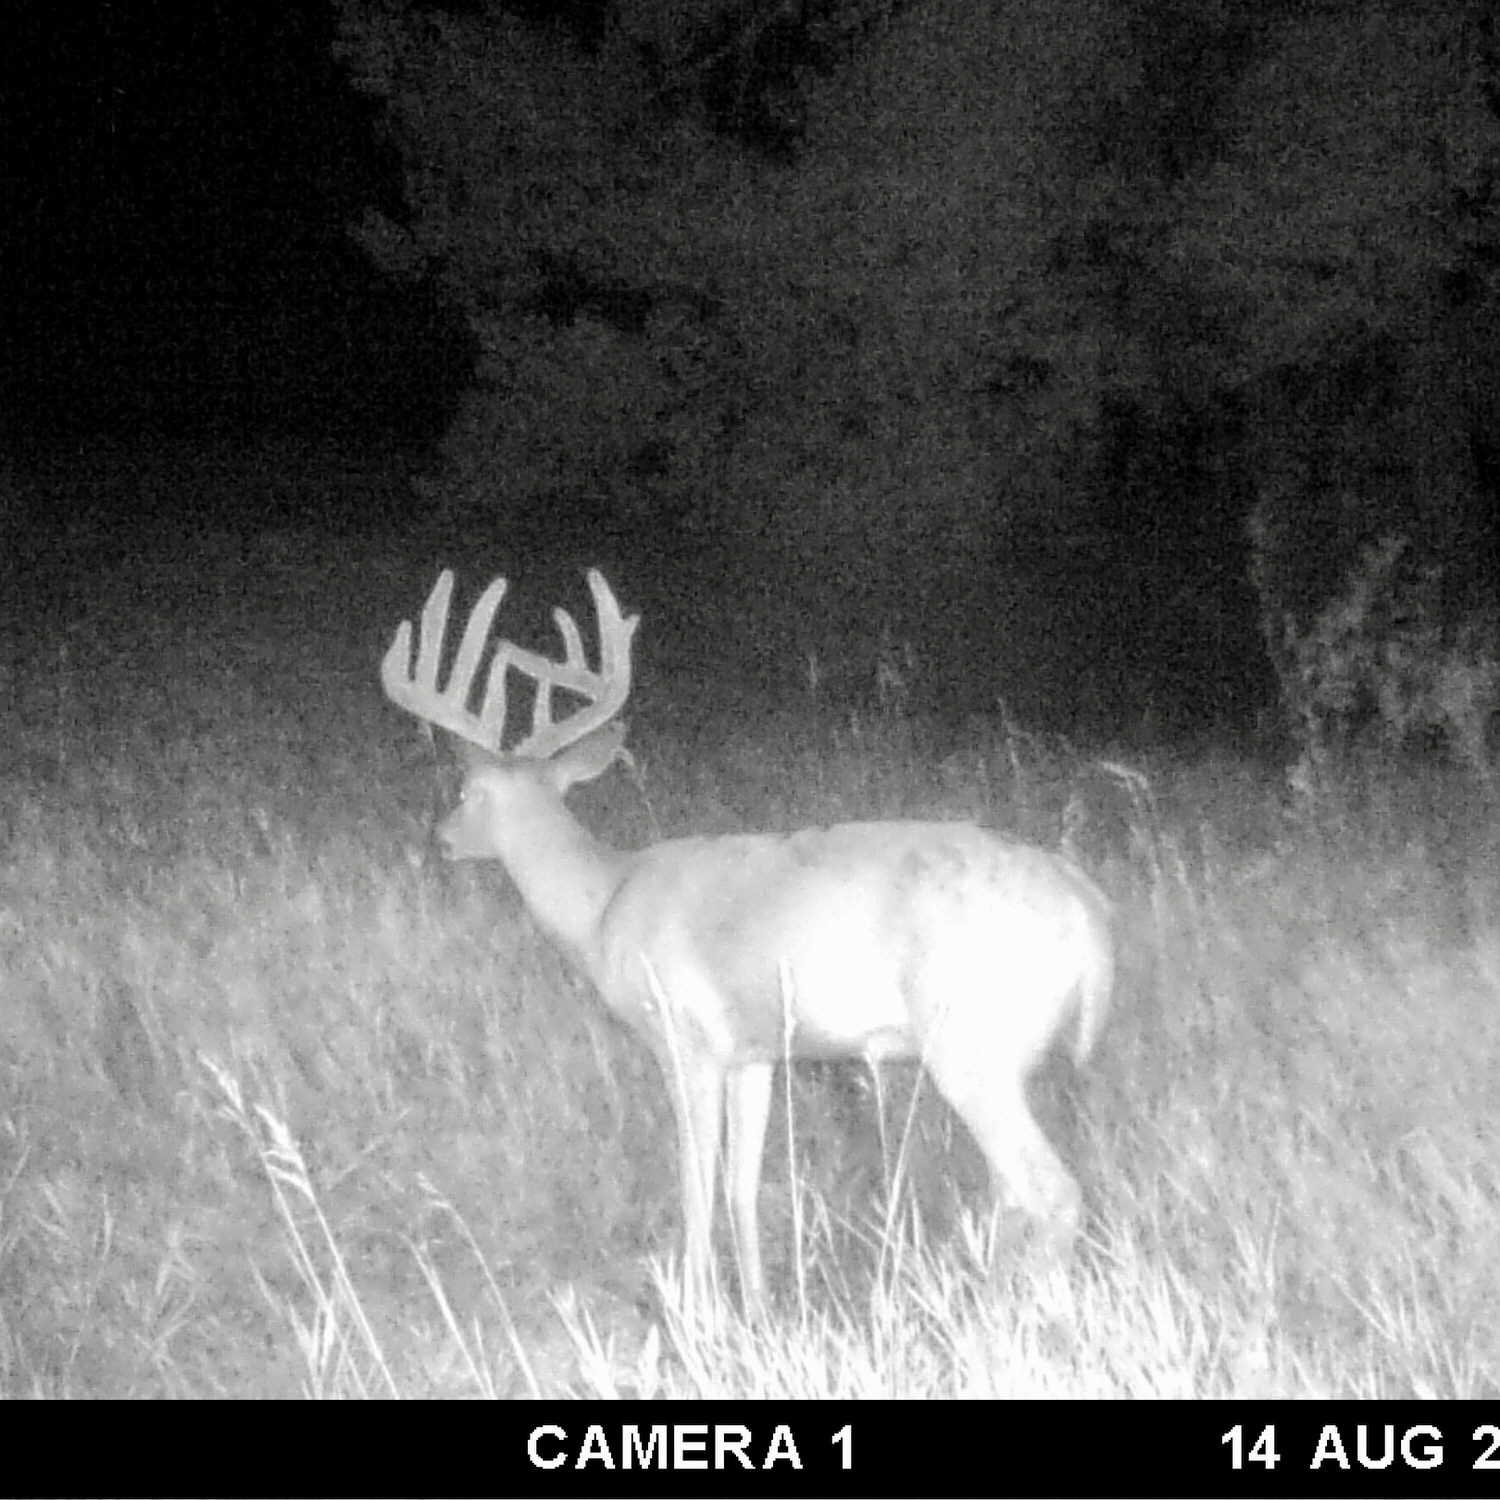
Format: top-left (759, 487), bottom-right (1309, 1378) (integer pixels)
top-left (6, 0), bottom-right (1495, 747)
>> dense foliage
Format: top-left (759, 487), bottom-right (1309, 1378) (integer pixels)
top-left (334, 0), bottom-right (1500, 737)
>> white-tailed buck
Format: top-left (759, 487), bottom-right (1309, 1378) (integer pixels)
top-left (382, 569), bottom-right (1114, 1312)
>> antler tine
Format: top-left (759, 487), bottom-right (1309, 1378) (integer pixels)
top-left (525, 601), bottom-right (590, 741)
top-left (381, 570), bottom-right (512, 750)
top-left (553, 604), bottom-right (588, 669)
top-left (446, 575), bottom-right (512, 742)
top-left (509, 568), bottom-right (640, 759)
top-left (418, 571), bottom-right (460, 699)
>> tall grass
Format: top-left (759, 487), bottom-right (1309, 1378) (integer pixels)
top-left (0, 538), bottom-right (1496, 1395)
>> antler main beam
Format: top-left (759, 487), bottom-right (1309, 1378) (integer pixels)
top-left (381, 568), bottom-right (639, 757)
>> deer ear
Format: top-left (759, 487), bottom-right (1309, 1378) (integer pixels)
top-left (452, 736), bottom-right (500, 773)
top-left (546, 721), bottom-right (628, 793)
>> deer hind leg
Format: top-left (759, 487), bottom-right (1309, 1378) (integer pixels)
top-left (725, 1060), bottom-right (774, 1315)
top-left (928, 1061), bottom-right (1083, 1256)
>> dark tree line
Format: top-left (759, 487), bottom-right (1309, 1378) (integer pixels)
top-left (335, 0), bottom-right (1500, 737)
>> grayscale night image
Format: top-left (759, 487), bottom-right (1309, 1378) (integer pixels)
top-left (2, 0), bottom-right (1498, 1430)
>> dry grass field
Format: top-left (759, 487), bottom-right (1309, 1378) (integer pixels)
top-left (1, 451), bottom-right (1497, 1398)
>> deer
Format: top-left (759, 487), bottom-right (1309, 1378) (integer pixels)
top-left (382, 568), bottom-right (1114, 1314)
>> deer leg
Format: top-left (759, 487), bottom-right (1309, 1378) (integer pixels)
top-left (725, 1060), bottom-right (774, 1314)
top-left (672, 1055), bottom-right (727, 1305)
top-left (931, 1066), bottom-right (1083, 1256)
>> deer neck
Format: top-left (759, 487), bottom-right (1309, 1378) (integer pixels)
top-left (491, 787), bottom-right (625, 965)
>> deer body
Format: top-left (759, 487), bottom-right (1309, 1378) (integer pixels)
top-left (386, 570), bottom-right (1114, 1312)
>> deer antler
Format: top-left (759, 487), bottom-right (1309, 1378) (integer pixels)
top-left (381, 569), bottom-right (639, 756)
